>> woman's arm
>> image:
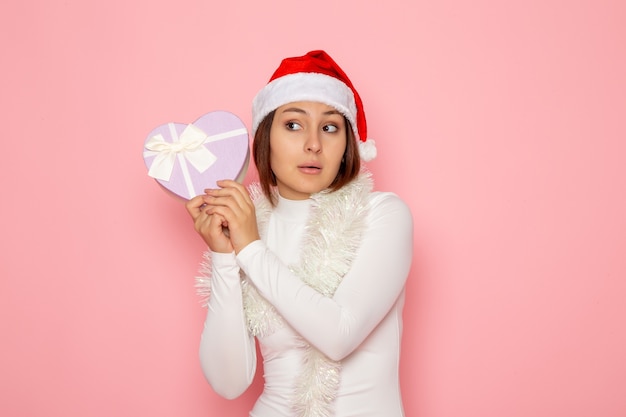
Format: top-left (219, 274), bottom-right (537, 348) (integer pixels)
top-left (199, 252), bottom-right (257, 399)
top-left (236, 193), bottom-right (413, 361)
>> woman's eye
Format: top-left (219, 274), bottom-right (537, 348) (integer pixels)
top-left (286, 122), bottom-right (302, 131)
top-left (322, 124), bottom-right (338, 133)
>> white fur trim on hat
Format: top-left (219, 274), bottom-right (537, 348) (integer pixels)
top-left (252, 72), bottom-right (360, 142)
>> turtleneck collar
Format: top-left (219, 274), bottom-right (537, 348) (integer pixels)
top-left (274, 194), bottom-right (313, 222)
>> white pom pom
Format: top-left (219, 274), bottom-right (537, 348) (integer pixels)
top-left (358, 138), bottom-right (377, 161)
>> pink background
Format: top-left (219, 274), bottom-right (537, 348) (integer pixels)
top-left (1, 0), bottom-right (625, 416)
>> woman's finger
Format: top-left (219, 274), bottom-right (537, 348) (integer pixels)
top-left (185, 194), bottom-right (210, 220)
top-left (203, 181), bottom-right (254, 219)
top-left (216, 180), bottom-right (254, 205)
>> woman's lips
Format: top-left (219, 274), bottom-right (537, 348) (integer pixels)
top-left (298, 163), bottom-right (322, 174)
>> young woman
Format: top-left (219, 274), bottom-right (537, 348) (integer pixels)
top-left (186, 50), bottom-right (413, 417)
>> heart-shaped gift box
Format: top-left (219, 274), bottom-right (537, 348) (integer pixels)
top-left (143, 111), bottom-right (250, 200)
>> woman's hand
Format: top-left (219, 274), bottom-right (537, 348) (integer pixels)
top-left (198, 180), bottom-right (260, 254)
top-left (186, 193), bottom-right (234, 253)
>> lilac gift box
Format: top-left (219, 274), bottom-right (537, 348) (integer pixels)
top-left (143, 111), bottom-right (250, 200)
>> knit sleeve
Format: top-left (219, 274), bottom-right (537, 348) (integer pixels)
top-left (236, 193), bottom-right (413, 361)
top-left (198, 251), bottom-right (257, 399)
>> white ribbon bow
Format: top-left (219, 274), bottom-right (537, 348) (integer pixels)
top-left (144, 123), bottom-right (216, 181)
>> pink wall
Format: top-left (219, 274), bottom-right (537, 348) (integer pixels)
top-left (2, 0), bottom-right (625, 416)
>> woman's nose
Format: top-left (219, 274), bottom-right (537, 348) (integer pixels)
top-left (305, 130), bottom-right (322, 153)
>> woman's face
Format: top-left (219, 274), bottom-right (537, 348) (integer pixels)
top-left (269, 101), bottom-right (347, 200)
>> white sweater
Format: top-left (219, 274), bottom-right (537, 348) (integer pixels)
top-left (199, 191), bottom-right (413, 417)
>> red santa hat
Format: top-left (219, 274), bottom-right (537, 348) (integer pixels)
top-left (252, 50), bottom-right (377, 161)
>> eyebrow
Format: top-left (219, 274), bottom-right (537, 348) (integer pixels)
top-left (280, 107), bottom-right (343, 116)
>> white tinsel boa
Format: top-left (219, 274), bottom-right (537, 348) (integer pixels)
top-left (196, 172), bottom-right (373, 417)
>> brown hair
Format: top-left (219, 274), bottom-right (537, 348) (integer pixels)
top-left (252, 110), bottom-right (361, 205)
